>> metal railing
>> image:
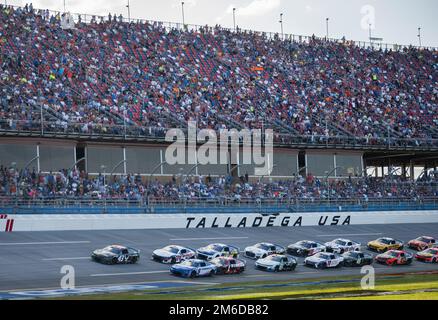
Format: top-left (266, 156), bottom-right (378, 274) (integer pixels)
top-left (0, 196), bottom-right (437, 214)
top-left (1, 119), bottom-right (438, 150)
top-left (4, 4), bottom-right (437, 52)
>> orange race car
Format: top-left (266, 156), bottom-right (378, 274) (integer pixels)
top-left (407, 236), bottom-right (436, 251)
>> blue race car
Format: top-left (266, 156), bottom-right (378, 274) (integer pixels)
top-left (170, 259), bottom-right (217, 278)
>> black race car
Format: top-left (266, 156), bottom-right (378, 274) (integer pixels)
top-left (342, 251), bottom-right (374, 267)
top-left (91, 245), bottom-right (140, 264)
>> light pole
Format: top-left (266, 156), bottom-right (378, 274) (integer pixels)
top-left (418, 27), bottom-right (422, 47)
top-left (126, 0), bottom-right (131, 22)
top-left (279, 13), bottom-right (284, 39)
top-left (369, 23), bottom-right (372, 43)
top-left (181, 1), bottom-right (185, 25)
top-left (326, 17), bottom-right (329, 39)
top-left (63, 0), bottom-right (66, 13)
top-left (233, 8), bottom-right (236, 31)
top-left (100, 165), bottom-right (106, 186)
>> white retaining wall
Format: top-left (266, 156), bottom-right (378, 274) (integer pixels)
top-left (1, 211), bottom-right (438, 232)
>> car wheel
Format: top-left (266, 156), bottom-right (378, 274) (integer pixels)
top-left (171, 257), bottom-right (176, 264)
top-left (240, 267), bottom-right (245, 273)
top-left (112, 257), bottom-right (118, 265)
top-left (131, 257), bottom-right (138, 264)
top-left (340, 249), bottom-right (344, 254)
top-left (262, 254), bottom-right (267, 259)
top-left (432, 258), bottom-right (437, 263)
top-left (274, 266), bottom-right (280, 272)
top-left (190, 271), bottom-right (197, 278)
top-left (209, 270), bottom-right (215, 277)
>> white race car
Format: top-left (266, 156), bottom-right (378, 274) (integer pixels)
top-left (255, 254), bottom-right (297, 272)
top-left (244, 242), bottom-right (285, 259)
top-left (196, 243), bottom-right (240, 261)
top-left (304, 252), bottom-right (344, 269)
top-left (152, 245), bottom-right (196, 264)
top-left (324, 238), bottom-right (361, 254)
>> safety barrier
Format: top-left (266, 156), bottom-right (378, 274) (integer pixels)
top-left (2, 210), bottom-right (438, 232)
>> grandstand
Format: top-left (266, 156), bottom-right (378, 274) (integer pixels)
top-left (0, 4), bottom-right (437, 214)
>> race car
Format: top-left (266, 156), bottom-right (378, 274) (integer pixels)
top-left (415, 248), bottom-right (438, 263)
top-left (170, 259), bottom-right (217, 278)
top-left (196, 243), bottom-right (239, 261)
top-left (324, 238), bottom-right (361, 254)
top-left (91, 245), bottom-right (140, 265)
top-left (375, 250), bottom-right (413, 266)
top-left (342, 251), bottom-right (374, 267)
top-left (211, 256), bottom-right (246, 274)
top-left (151, 245), bottom-right (196, 264)
top-left (304, 252), bottom-right (344, 269)
top-left (286, 240), bottom-right (326, 257)
top-left (255, 254), bottom-right (297, 272)
top-left (407, 236), bottom-right (436, 251)
top-left (367, 237), bottom-right (404, 253)
top-left (244, 242), bottom-right (285, 259)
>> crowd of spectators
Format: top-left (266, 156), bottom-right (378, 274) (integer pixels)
top-left (1, 4), bottom-right (437, 147)
top-left (1, 165), bottom-right (436, 203)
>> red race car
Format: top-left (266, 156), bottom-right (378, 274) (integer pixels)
top-left (415, 248), bottom-right (438, 263)
top-left (210, 256), bottom-right (246, 275)
top-left (375, 250), bottom-right (413, 266)
top-left (407, 236), bottom-right (436, 251)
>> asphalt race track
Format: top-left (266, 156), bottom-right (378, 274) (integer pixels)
top-left (0, 223), bottom-right (437, 292)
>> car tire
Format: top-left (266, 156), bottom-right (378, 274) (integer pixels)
top-left (274, 266), bottom-right (280, 272)
top-left (190, 271), bottom-right (197, 278)
top-left (432, 258), bottom-right (437, 263)
top-left (131, 257), bottom-right (138, 264)
top-left (340, 249), bottom-right (344, 254)
top-left (262, 254), bottom-right (267, 259)
top-left (171, 257), bottom-right (176, 264)
top-left (112, 257), bottom-right (118, 265)
top-left (209, 270), bottom-right (215, 277)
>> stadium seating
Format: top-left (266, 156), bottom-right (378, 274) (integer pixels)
top-left (0, 165), bottom-right (436, 201)
top-left (1, 5), bottom-right (437, 147)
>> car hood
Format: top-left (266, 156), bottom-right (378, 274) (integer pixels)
top-left (305, 256), bottom-right (325, 263)
top-left (256, 258), bottom-right (277, 266)
top-left (368, 241), bottom-right (383, 247)
top-left (171, 264), bottom-right (195, 271)
top-left (325, 242), bottom-right (341, 248)
top-left (93, 249), bottom-right (117, 257)
top-left (197, 249), bottom-right (217, 256)
top-left (153, 249), bottom-right (174, 258)
top-left (245, 246), bottom-right (265, 254)
top-left (409, 240), bottom-right (425, 246)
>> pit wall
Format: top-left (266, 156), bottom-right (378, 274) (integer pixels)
top-left (1, 211), bottom-right (438, 232)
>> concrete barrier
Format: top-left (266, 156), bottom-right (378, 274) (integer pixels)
top-left (2, 210), bottom-right (438, 232)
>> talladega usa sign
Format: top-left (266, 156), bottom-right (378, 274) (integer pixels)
top-left (185, 214), bottom-right (351, 229)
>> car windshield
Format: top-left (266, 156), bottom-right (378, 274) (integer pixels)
top-left (424, 249), bottom-right (437, 254)
top-left (378, 238), bottom-right (391, 244)
top-left (317, 253), bottom-right (331, 260)
top-left (298, 241), bottom-right (312, 248)
top-left (266, 256), bottom-right (282, 262)
top-left (206, 244), bottom-right (224, 251)
top-left (164, 246), bottom-right (180, 254)
top-left (334, 240), bottom-right (347, 246)
top-left (105, 246), bottom-right (122, 254)
top-left (255, 244), bottom-right (271, 250)
top-left (345, 252), bottom-right (356, 258)
top-left (417, 237), bottom-right (431, 243)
